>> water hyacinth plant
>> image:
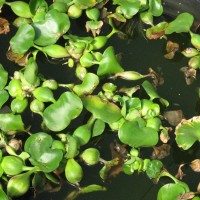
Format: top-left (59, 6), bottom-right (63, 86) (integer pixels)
top-left (0, 0), bottom-right (199, 199)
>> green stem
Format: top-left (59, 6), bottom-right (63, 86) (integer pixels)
top-left (107, 18), bottom-right (119, 38)
top-left (87, 115), bottom-right (96, 127)
top-left (58, 83), bottom-right (74, 89)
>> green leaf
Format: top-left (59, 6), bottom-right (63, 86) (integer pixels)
top-left (10, 24), bottom-right (35, 54)
top-left (142, 80), bottom-right (169, 106)
top-left (146, 21), bottom-right (168, 39)
top-left (118, 120), bottom-right (159, 148)
top-left (74, 0), bottom-right (97, 9)
top-left (0, 188), bottom-right (9, 200)
top-left (165, 13), bottom-right (194, 34)
top-left (24, 132), bottom-right (63, 173)
top-left (0, 114), bottom-right (24, 132)
top-left (73, 73), bottom-right (99, 96)
top-left (146, 160), bottom-right (163, 179)
top-left (157, 183), bottom-right (186, 200)
top-left (43, 92), bottom-right (83, 131)
top-left (97, 46), bottom-right (124, 77)
top-left (92, 119), bottom-right (105, 137)
top-left (33, 9), bottom-right (70, 46)
top-left (80, 184), bottom-right (106, 194)
top-left (23, 57), bottom-right (39, 86)
top-left (0, 64), bottom-right (8, 90)
top-left (0, 90), bottom-right (9, 109)
top-left (82, 95), bottom-right (122, 124)
top-left (113, 0), bottom-right (141, 19)
top-left (175, 116), bottom-right (200, 150)
top-left (0, 0), bottom-right (5, 10)
top-left (149, 0), bottom-right (163, 17)
top-left (29, 0), bottom-right (48, 15)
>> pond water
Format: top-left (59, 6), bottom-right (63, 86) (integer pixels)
top-left (0, 4), bottom-right (200, 200)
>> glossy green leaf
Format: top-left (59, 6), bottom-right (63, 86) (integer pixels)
top-left (0, 0), bottom-right (5, 10)
top-left (113, 0), bottom-right (141, 19)
top-left (149, 0), bottom-right (163, 17)
top-left (29, 0), bottom-right (48, 15)
top-left (64, 134), bottom-right (79, 159)
top-left (0, 114), bottom-right (24, 132)
top-left (10, 24), bottom-right (35, 54)
top-left (165, 13), bottom-right (194, 34)
top-left (82, 95), bottom-right (122, 124)
top-left (0, 64), bottom-right (8, 90)
top-left (23, 57), bottom-right (39, 86)
top-left (73, 73), bottom-right (99, 96)
top-left (97, 46), bottom-right (124, 76)
top-left (118, 120), bottom-right (159, 148)
top-left (43, 92), bottom-right (83, 131)
top-left (92, 119), bottom-right (105, 137)
top-left (24, 132), bottom-right (63, 173)
top-left (175, 116), bottom-right (200, 150)
top-left (190, 31), bottom-right (200, 49)
top-left (0, 188), bottom-right (9, 200)
top-left (142, 80), bottom-right (169, 106)
top-left (146, 160), bottom-right (163, 179)
top-left (74, 0), bottom-right (97, 9)
top-left (157, 183), bottom-right (186, 200)
top-left (33, 9), bottom-right (70, 46)
top-left (0, 90), bottom-right (9, 109)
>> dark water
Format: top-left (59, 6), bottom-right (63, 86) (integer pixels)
top-left (0, 3), bottom-right (200, 200)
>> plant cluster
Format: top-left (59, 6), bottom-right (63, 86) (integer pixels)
top-left (0, 0), bottom-right (199, 199)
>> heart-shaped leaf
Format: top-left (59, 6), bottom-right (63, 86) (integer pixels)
top-left (0, 64), bottom-right (8, 90)
top-left (157, 183), bottom-right (186, 200)
top-left (73, 73), bottom-right (99, 96)
top-left (24, 132), bottom-right (63, 173)
top-left (97, 46), bottom-right (124, 76)
top-left (43, 92), bottom-right (83, 131)
top-left (10, 24), bottom-right (35, 54)
top-left (165, 13), bottom-right (194, 34)
top-left (33, 9), bottom-right (70, 46)
top-left (175, 116), bottom-right (200, 150)
top-left (82, 95), bottom-right (122, 124)
top-left (118, 120), bottom-right (159, 148)
top-left (0, 114), bottom-right (24, 131)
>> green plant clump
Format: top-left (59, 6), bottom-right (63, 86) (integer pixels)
top-left (0, 0), bottom-right (199, 199)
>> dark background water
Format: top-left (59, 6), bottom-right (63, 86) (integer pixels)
top-left (0, 1), bottom-right (200, 200)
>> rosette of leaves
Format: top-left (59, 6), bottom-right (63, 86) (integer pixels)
top-left (24, 132), bottom-right (63, 173)
top-left (175, 116), bottom-right (200, 150)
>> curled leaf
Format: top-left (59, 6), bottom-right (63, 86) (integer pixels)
top-left (0, 17), bottom-right (10, 34)
top-left (151, 144), bottom-right (171, 160)
top-left (190, 159), bottom-right (200, 172)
